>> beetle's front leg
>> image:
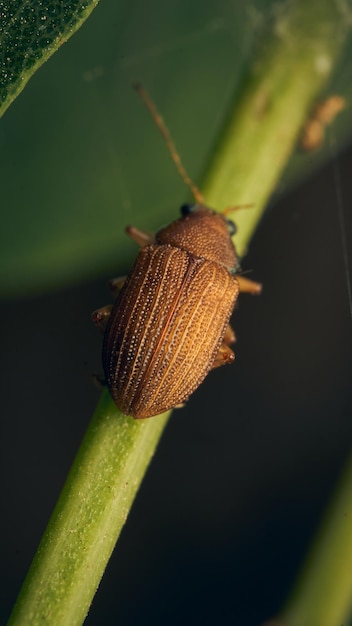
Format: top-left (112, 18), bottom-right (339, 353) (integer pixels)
top-left (92, 305), bottom-right (113, 332)
top-left (126, 225), bottom-right (155, 247)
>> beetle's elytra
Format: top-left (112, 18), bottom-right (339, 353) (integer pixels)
top-left (92, 86), bottom-right (261, 418)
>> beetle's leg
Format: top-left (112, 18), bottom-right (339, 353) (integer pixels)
top-left (237, 275), bottom-right (262, 295)
top-left (92, 305), bottom-right (113, 332)
top-left (211, 342), bottom-right (235, 369)
top-left (174, 400), bottom-right (188, 409)
top-left (126, 225), bottom-right (155, 247)
top-left (223, 323), bottom-right (236, 345)
top-left (108, 275), bottom-right (126, 296)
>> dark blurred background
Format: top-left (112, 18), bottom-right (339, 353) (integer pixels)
top-left (2, 145), bottom-right (352, 625)
top-left (1, 1), bottom-right (352, 624)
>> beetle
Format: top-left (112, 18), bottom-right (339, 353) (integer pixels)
top-left (92, 85), bottom-right (261, 419)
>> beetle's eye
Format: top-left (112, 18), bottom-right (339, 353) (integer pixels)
top-left (227, 219), bottom-right (236, 236)
top-left (180, 203), bottom-right (195, 216)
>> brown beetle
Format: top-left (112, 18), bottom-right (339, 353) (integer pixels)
top-left (93, 85), bottom-right (261, 419)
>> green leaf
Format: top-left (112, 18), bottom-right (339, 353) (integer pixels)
top-left (0, 0), bottom-right (99, 117)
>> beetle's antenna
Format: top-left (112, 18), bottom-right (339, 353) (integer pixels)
top-left (133, 82), bottom-right (204, 205)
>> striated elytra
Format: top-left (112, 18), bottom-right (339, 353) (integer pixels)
top-left (93, 204), bottom-right (261, 419)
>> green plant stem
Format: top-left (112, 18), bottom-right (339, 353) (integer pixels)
top-left (8, 2), bottom-right (349, 625)
top-left (202, 1), bottom-right (347, 257)
top-left (9, 393), bottom-right (170, 626)
top-left (281, 453), bottom-right (352, 626)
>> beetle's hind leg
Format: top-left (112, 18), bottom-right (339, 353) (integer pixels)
top-left (212, 343), bottom-right (235, 369)
top-left (92, 305), bottom-right (113, 332)
top-left (212, 276), bottom-right (261, 369)
top-left (126, 225), bottom-right (155, 247)
top-left (211, 323), bottom-right (236, 370)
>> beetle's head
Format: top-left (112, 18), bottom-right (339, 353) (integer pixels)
top-left (156, 204), bottom-right (239, 272)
